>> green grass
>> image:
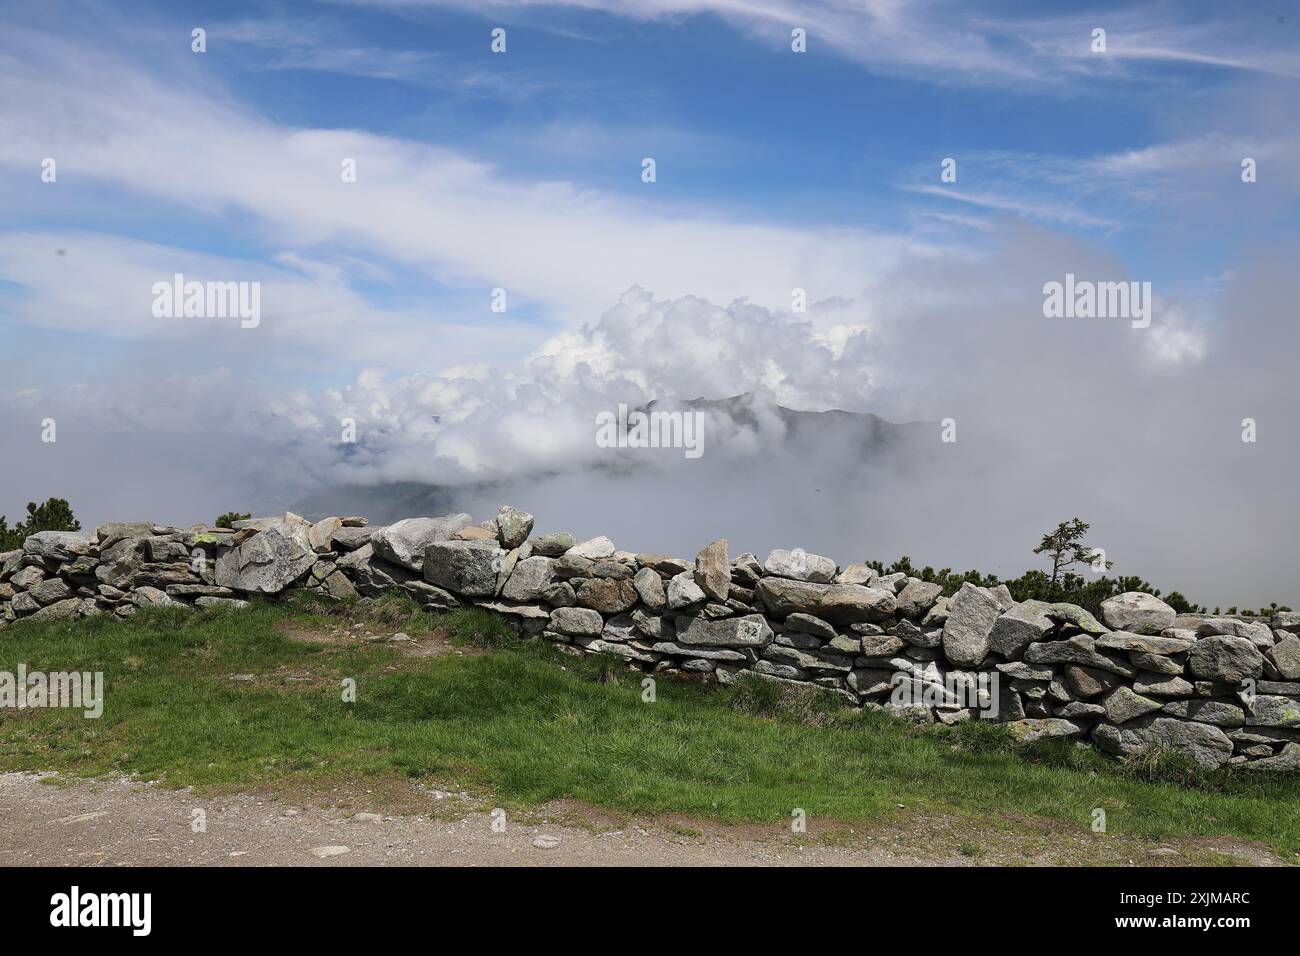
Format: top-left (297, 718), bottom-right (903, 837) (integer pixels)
top-left (2, 594), bottom-right (1299, 858)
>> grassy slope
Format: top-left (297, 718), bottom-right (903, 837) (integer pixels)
top-left (1, 595), bottom-right (1297, 858)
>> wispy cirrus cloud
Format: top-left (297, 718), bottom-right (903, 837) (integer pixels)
top-left (345, 0), bottom-right (1300, 85)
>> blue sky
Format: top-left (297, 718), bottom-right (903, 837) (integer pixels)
top-left (2, 0), bottom-right (1299, 603)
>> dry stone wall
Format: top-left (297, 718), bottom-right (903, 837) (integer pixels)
top-left (4, 506), bottom-right (1300, 771)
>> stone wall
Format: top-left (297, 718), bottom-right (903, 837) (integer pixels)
top-left (3, 506), bottom-right (1299, 771)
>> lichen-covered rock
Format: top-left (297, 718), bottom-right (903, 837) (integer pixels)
top-left (1243, 695), bottom-right (1300, 729)
top-left (1100, 592), bottom-right (1176, 635)
top-left (1005, 718), bottom-right (1083, 743)
top-left (495, 506), bottom-right (535, 550)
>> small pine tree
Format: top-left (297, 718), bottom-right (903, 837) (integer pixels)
top-left (1033, 517), bottom-right (1110, 585)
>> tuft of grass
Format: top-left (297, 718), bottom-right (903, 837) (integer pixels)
top-left (721, 673), bottom-right (854, 728)
top-left (2, 603), bottom-right (1299, 858)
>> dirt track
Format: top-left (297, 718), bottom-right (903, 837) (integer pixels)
top-left (0, 772), bottom-right (1285, 867)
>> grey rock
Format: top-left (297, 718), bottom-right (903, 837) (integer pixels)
top-left (996, 661), bottom-right (1055, 681)
top-left (29, 597), bottom-right (84, 621)
top-left (1096, 631), bottom-right (1194, 655)
top-left (631, 567), bottom-right (666, 611)
top-left (1092, 716), bottom-right (1233, 769)
top-left (847, 668), bottom-right (895, 696)
top-left (194, 596), bottom-right (249, 609)
top-left (1245, 743), bottom-right (1300, 771)
top-left (214, 526), bottom-right (316, 594)
top-left (666, 572), bottom-right (707, 610)
top-left (541, 581), bottom-right (576, 608)
top-left (1101, 592), bottom-right (1176, 635)
top-left (988, 599), bottom-right (1054, 659)
top-left (1133, 671), bottom-right (1195, 698)
top-left (1102, 686), bottom-right (1162, 724)
top-left (1062, 664), bottom-right (1125, 699)
top-left (754, 577), bottom-right (828, 617)
top-left (1005, 719), bottom-right (1084, 743)
top-left (422, 540), bottom-right (505, 598)
top-left (1265, 635), bottom-right (1300, 681)
top-left (1243, 695), bottom-right (1300, 729)
top-left (1130, 651), bottom-right (1186, 675)
top-left (502, 556), bottom-right (556, 602)
top-left (922, 595), bottom-right (951, 627)
top-left (763, 548), bottom-right (837, 583)
top-left (894, 619), bottom-right (942, 648)
top-left (495, 506), bottom-right (535, 550)
top-left (575, 578), bottom-right (638, 615)
top-left (568, 536), bottom-right (615, 560)
top-left (28, 577), bottom-right (72, 606)
top-left (860, 634), bottom-right (906, 657)
top-left (835, 563), bottom-right (878, 586)
top-left (785, 613), bottom-right (836, 641)
top-left (1054, 701), bottom-right (1107, 720)
top-left (1024, 636), bottom-right (1135, 677)
top-left (650, 642), bottom-right (744, 661)
top-left (548, 606), bottom-right (605, 638)
top-left (1045, 603), bottom-right (1107, 635)
top-left (23, 530), bottom-right (95, 562)
top-left (1161, 699), bottom-right (1245, 727)
top-left (330, 526), bottom-right (375, 551)
top-left (816, 584), bottom-right (896, 625)
top-left (371, 514), bottom-right (473, 570)
top-left (674, 614), bottom-right (773, 649)
top-left (308, 517), bottom-right (342, 553)
top-left (941, 583), bottom-right (1001, 668)
top-left (896, 580), bottom-right (943, 619)
top-left (1196, 618), bottom-right (1275, 647)
top-left (694, 539), bottom-right (730, 602)
top-left (1188, 635), bottom-right (1264, 684)
top-left (530, 532), bottom-right (575, 557)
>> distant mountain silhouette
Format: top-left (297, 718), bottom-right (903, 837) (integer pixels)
top-left (292, 394), bottom-right (928, 522)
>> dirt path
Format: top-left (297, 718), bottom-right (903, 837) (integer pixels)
top-left (0, 772), bottom-right (1285, 867)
